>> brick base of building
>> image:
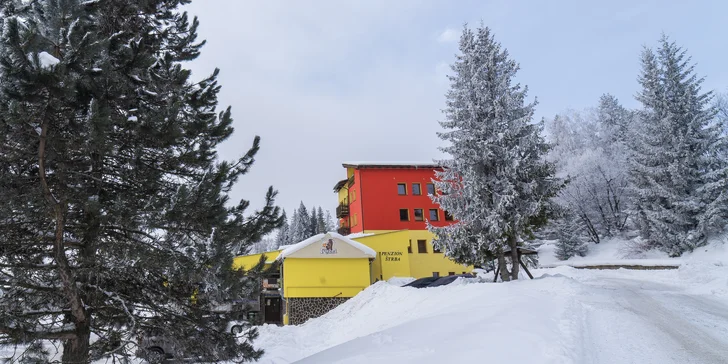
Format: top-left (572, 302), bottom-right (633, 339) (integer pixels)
top-left (287, 297), bottom-right (349, 325)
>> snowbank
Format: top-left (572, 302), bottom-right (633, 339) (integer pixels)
top-left (538, 237), bottom-right (677, 268)
top-left (254, 277), bottom-right (585, 363)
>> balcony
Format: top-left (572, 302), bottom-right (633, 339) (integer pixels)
top-left (336, 199), bottom-right (350, 218)
top-left (337, 227), bottom-right (351, 235)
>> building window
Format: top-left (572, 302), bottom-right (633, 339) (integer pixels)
top-left (350, 189), bottom-right (356, 202)
top-left (426, 183), bottom-right (435, 195)
top-left (417, 240), bottom-right (427, 253)
top-left (408, 240), bottom-right (412, 253)
top-left (448, 272), bottom-right (455, 276)
top-left (397, 183), bottom-right (407, 195)
top-left (412, 183), bottom-right (421, 195)
top-left (429, 209), bottom-right (439, 221)
top-left (414, 209), bottom-right (424, 221)
top-left (399, 209), bottom-right (409, 221)
top-left (433, 272), bottom-right (440, 278)
top-left (444, 211), bottom-right (454, 221)
top-left (352, 213), bottom-right (358, 226)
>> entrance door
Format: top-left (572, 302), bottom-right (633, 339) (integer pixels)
top-left (264, 297), bottom-right (281, 324)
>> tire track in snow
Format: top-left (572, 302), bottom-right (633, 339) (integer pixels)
top-left (579, 277), bottom-right (728, 364)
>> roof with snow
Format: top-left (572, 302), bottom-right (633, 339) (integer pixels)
top-left (342, 161), bottom-right (441, 169)
top-left (277, 232), bottom-right (377, 260)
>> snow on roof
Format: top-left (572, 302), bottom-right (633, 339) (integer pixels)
top-left (277, 232), bottom-right (376, 260)
top-left (342, 161), bottom-right (440, 169)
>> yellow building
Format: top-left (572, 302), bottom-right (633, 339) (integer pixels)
top-left (232, 162), bottom-right (472, 325)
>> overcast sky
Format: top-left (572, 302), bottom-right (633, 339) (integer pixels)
top-left (183, 0), bottom-right (727, 218)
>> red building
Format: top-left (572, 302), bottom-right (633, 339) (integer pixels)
top-left (334, 162), bottom-right (453, 235)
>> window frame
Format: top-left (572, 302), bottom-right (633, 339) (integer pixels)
top-left (413, 208), bottom-right (424, 221)
top-left (417, 239), bottom-right (427, 254)
top-left (444, 211), bottom-right (454, 221)
top-left (429, 209), bottom-right (439, 221)
top-left (448, 272), bottom-right (455, 276)
top-left (399, 209), bottom-right (409, 221)
top-left (412, 183), bottom-right (422, 196)
top-left (432, 272), bottom-right (440, 278)
top-left (397, 183), bottom-right (407, 195)
top-left (407, 240), bottom-right (412, 253)
top-left (426, 183), bottom-right (435, 196)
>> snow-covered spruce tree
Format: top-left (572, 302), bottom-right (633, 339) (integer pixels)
top-left (309, 206), bottom-right (319, 235)
top-left (275, 209), bottom-right (291, 247)
top-left (628, 36), bottom-right (728, 256)
top-left (429, 24), bottom-right (562, 281)
top-left (288, 202), bottom-right (311, 243)
top-left (0, 1), bottom-right (282, 362)
top-left (554, 212), bottom-right (588, 260)
top-left (315, 207), bottom-right (327, 234)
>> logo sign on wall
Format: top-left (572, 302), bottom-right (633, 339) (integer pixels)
top-left (320, 239), bottom-right (338, 255)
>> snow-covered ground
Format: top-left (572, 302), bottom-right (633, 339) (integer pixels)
top-left (4, 243), bottom-right (726, 363)
top-left (253, 242), bottom-right (728, 364)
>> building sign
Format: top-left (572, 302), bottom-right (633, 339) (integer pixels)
top-left (320, 239), bottom-right (338, 255)
top-left (380, 251), bottom-right (403, 261)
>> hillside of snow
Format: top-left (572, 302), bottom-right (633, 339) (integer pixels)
top-left (537, 234), bottom-right (728, 269)
top-left (252, 241), bottom-right (728, 364)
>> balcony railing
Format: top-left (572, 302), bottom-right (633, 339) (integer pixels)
top-left (336, 203), bottom-right (350, 218)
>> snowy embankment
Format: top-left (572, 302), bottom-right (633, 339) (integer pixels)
top-left (538, 237), bottom-right (685, 268)
top-left (252, 241), bottom-right (728, 364)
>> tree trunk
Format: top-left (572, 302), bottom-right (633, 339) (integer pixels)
top-left (39, 118), bottom-right (90, 363)
top-left (62, 322), bottom-right (90, 364)
top-left (497, 252), bottom-right (510, 282)
top-left (509, 235), bottom-right (519, 280)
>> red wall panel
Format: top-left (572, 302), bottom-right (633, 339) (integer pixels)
top-left (356, 168), bottom-right (452, 231)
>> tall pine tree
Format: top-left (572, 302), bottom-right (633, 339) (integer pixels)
top-left (0, 1), bottom-right (282, 362)
top-left (429, 24), bottom-right (562, 281)
top-left (628, 36), bottom-right (728, 256)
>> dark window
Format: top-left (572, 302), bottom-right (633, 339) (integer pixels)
top-left (412, 183), bottom-right (421, 195)
top-left (429, 209), bottom-right (439, 221)
top-left (399, 209), bottom-right (409, 221)
top-left (433, 272), bottom-right (440, 278)
top-left (267, 278), bottom-right (278, 284)
top-left (397, 183), bottom-right (407, 195)
top-left (407, 240), bottom-right (412, 253)
top-left (426, 183), bottom-right (435, 195)
top-left (448, 272), bottom-right (455, 276)
top-left (414, 209), bottom-right (424, 221)
top-left (417, 240), bottom-right (427, 253)
top-left (444, 211), bottom-right (454, 221)
top-left (462, 271), bottom-right (467, 274)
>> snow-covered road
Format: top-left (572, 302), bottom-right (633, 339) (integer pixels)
top-left (575, 276), bottom-right (728, 364)
top-left (254, 264), bottom-right (728, 364)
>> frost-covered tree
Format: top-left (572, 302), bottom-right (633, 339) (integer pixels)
top-left (546, 99), bottom-right (631, 244)
top-left (628, 36), bottom-right (728, 256)
top-left (0, 1), bottom-right (282, 362)
top-left (429, 24), bottom-right (562, 281)
top-left (324, 210), bottom-right (335, 233)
